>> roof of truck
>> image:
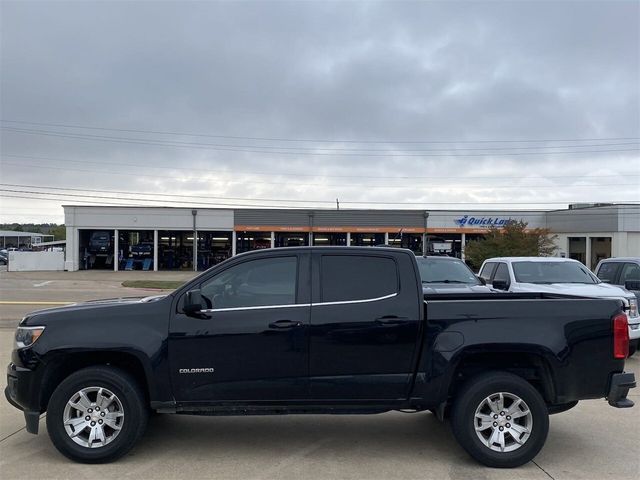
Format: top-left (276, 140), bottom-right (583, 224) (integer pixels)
top-left (483, 257), bottom-right (580, 263)
top-left (234, 245), bottom-right (413, 257)
top-left (597, 257), bottom-right (640, 263)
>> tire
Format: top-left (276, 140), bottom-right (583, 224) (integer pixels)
top-left (46, 366), bottom-right (148, 463)
top-left (451, 371), bottom-right (549, 468)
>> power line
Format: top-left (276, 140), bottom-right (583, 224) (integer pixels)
top-left (0, 213), bottom-right (63, 217)
top-left (3, 162), bottom-right (640, 191)
top-left (3, 183), bottom-right (640, 208)
top-left (3, 126), bottom-right (639, 157)
top-left (2, 119), bottom-right (639, 144)
top-left (3, 153), bottom-right (640, 182)
top-left (2, 194), bottom-right (637, 219)
top-left (0, 189), bottom-right (329, 209)
top-left (0, 193), bottom-right (147, 208)
top-left (2, 189), bottom-right (639, 211)
top-left (1, 125), bottom-right (638, 153)
top-left (0, 183), bottom-right (333, 205)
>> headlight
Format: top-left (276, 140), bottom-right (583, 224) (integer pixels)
top-left (628, 298), bottom-right (639, 318)
top-left (15, 326), bottom-right (45, 349)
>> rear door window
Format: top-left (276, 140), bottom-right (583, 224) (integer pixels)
top-left (479, 262), bottom-right (497, 282)
top-left (320, 255), bottom-right (398, 302)
top-left (493, 263), bottom-right (510, 284)
top-left (620, 263), bottom-right (640, 283)
top-left (596, 262), bottom-right (621, 284)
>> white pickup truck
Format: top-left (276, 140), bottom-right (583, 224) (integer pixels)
top-left (479, 257), bottom-right (640, 355)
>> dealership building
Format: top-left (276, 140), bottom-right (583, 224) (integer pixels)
top-left (62, 203), bottom-right (640, 272)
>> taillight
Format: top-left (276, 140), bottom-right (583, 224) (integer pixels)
top-left (613, 313), bottom-right (629, 359)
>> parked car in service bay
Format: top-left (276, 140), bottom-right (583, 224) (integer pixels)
top-left (479, 257), bottom-right (640, 355)
top-left (6, 247), bottom-right (636, 467)
top-left (416, 256), bottom-right (494, 294)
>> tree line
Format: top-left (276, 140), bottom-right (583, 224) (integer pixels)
top-left (0, 223), bottom-right (66, 240)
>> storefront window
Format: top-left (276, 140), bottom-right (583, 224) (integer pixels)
top-left (312, 232), bottom-right (347, 246)
top-left (568, 237), bottom-right (586, 265)
top-left (351, 233), bottom-right (385, 246)
top-left (428, 234), bottom-right (461, 257)
top-left (275, 232), bottom-right (309, 248)
top-left (590, 237), bottom-right (611, 269)
top-left (388, 233), bottom-right (423, 253)
top-left (236, 231), bottom-right (272, 253)
top-left (197, 232), bottom-right (232, 271)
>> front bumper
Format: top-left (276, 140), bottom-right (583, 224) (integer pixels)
top-left (607, 372), bottom-right (636, 408)
top-left (6, 362), bottom-right (41, 434)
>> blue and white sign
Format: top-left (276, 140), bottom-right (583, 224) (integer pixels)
top-left (454, 215), bottom-right (516, 228)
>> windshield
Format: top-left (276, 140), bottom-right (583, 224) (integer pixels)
top-left (512, 261), bottom-right (598, 284)
top-left (417, 257), bottom-right (480, 284)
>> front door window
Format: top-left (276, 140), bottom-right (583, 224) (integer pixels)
top-left (200, 256), bottom-right (298, 309)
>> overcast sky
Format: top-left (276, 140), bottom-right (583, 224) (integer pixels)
top-left (1, 0), bottom-right (639, 224)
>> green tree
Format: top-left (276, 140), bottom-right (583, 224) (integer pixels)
top-left (49, 224), bottom-right (66, 240)
top-left (465, 221), bottom-right (557, 270)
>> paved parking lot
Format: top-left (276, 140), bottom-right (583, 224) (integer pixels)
top-left (0, 271), bottom-right (638, 479)
top-left (0, 270), bottom-right (196, 327)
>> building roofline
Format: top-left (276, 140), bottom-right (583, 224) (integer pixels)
top-left (62, 204), bottom-right (550, 213)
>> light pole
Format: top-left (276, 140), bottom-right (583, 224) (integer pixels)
top-left (422, 212), bottom-right (429, 257)
top-left (192, 209), bottom-right (198, 271)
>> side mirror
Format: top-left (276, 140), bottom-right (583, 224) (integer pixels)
top-left (477, 276), bottom-right (487, 285)
top-left (625, 280), bottom-right (640, 291)
top-left (184, 289), bottom-right (204, 315)
top-left (492, 279), bottom-right (509, 291)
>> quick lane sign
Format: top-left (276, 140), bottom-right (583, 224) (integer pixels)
top-left (454, 215), bottom-right (517, 228)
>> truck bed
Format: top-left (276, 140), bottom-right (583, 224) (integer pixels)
top-left (416, 293), bottom-right (625, 407)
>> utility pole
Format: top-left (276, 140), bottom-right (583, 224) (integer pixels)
top-left (422, 212), bottom-right (429, 257)
top-left (192, 209), bottom-right (198, 272)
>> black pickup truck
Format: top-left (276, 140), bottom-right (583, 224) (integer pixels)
top-left (5, 247), bottom-right (636, 467)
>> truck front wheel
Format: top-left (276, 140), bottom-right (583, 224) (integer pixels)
top-left (46, 366), bottom-right (148, 463)
top-left (451, 371), bottom-right (549, 468)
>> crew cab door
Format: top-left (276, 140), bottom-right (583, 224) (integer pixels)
top-left (169, 252), bottom-right (310, 403)
top-left (309, 251), bottom-right (422, 401)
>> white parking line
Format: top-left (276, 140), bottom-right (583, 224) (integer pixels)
top-left (33, 281), bottom-right (53, 287)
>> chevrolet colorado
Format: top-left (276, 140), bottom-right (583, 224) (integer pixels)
top-left (5, 247), bottom-right (636, 467)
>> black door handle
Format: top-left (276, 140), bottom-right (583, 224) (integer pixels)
top-left (269, 320), bottom-right (302, 329)
top-left (375, 316), bottom-right (409, 325)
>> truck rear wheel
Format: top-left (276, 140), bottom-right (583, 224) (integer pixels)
top-left (451, 371), bottom-right (549, 468)
top-left (46, 366), bottom-right (148, 463)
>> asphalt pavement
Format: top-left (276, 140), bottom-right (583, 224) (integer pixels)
top-left (0, 271), bottom-right (638, 479)
top-left (0, 270), bottom-right (196, 327)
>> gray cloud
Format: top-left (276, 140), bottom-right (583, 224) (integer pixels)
top-left (0, 0), bottom-right (638, 223)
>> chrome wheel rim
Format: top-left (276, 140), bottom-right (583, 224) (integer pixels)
top-left (474, 392), bottom-right (533, 453)
top-left (62, 386), bottom-right (124, 448)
